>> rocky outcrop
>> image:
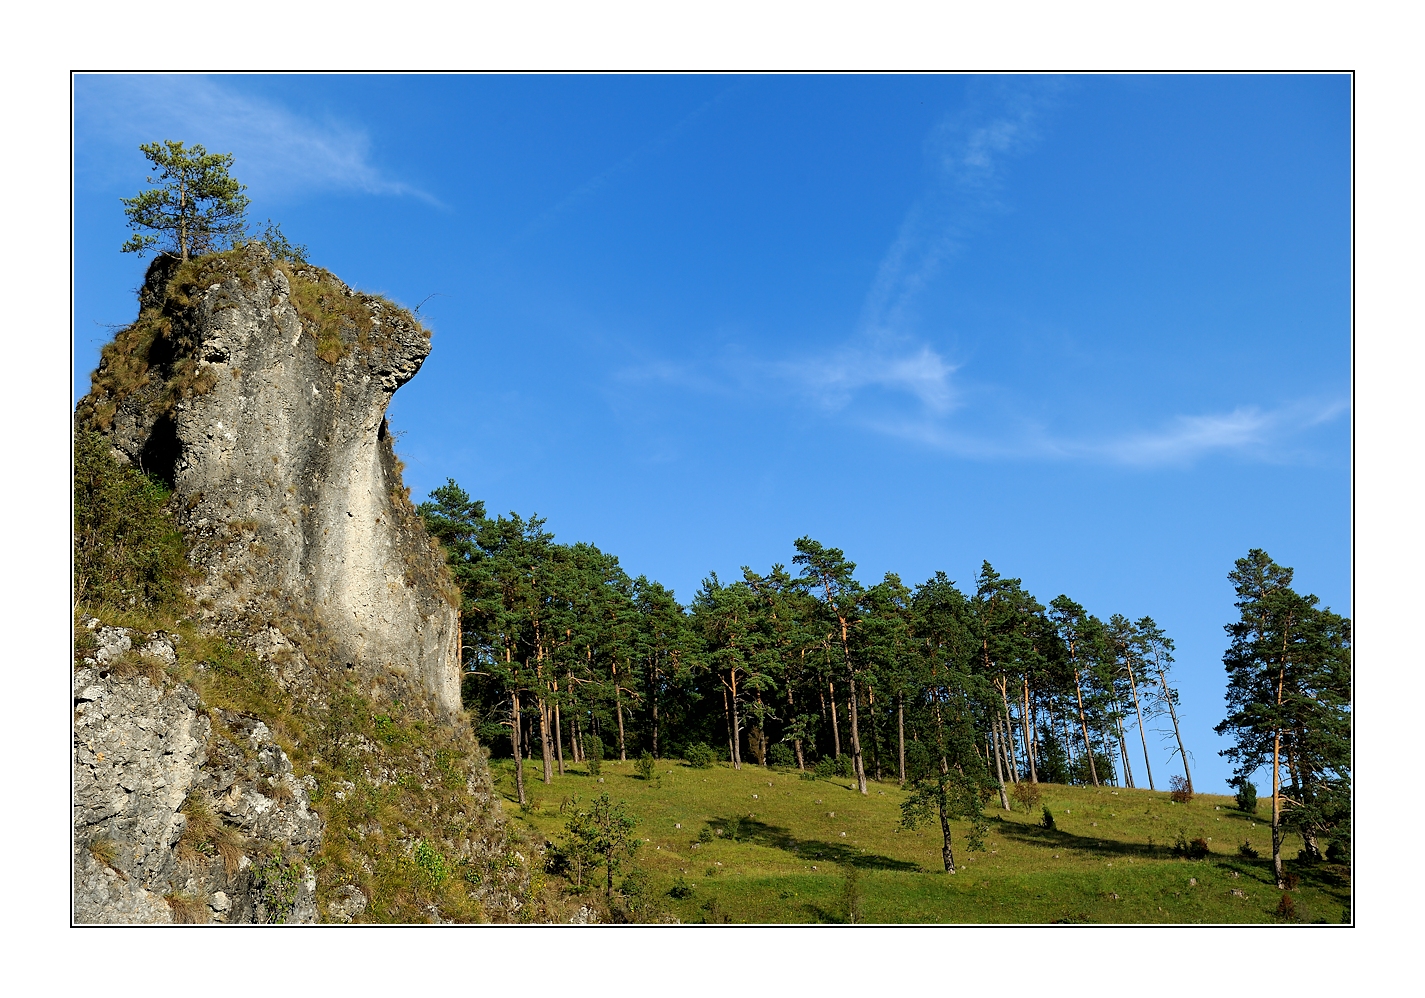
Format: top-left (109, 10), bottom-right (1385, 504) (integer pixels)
top-left (81, 244), bottom-right (460, 716)
top-left (73, 623), bottom-right (323, 923)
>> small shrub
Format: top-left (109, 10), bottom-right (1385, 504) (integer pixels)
top-left (1011, 781), bottom-right (1042, 813)
top-left (683, 742), bottom-right (712, 769)
top-left (697, 826), bottom-right (715, 845)
top-left (701, 896), bottom-right (728, 923)
top-left (583, 734), bottom-right (604, 777)
top-left (1283, 871), bottom-right (1300, 890)
top-left (619, 867), bottom-right (656, 921)
top-left (253, 851), bottom-right (305, 923)
top-left (1326, 839), bottom-right (1349, 864)
top-left (815, 755), bottom-right (853, 779)
top-left (165, 891), bottom-right (209, 923)
top-left (1041, 805), bottom-right (1057, 831)
top-left (635, 750), bottom-right (657, 781)
top-left (668, 876), bottom-right (696, 900)
top-left (798, 768), bottom-right (818, 781)
top-left (1169, 774), bottom-right (1194, 804)
top-left (1171, 830), bottom-right (1210, 859)
top-left (1235, 779), bottom-right (1258, 814)
top-left (1275, 893), bottom-right (1298, 921)
top-left (768, 743), bottom-right (795, 768)
top-left (1238, 840), bottom-right (1259, 859)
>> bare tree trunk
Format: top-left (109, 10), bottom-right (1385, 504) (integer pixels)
top-left (511, 691), bottom-right (526, 806)
top-left (829, 681), bottom-right (842, 758)
top-left (897, 695), bottom-right (907, 786)
top-left (996, 678), bottom-right (1019, 782)
top-left (732, 680), bottom-right (743, 768)
top-left (1023, 677), bottom-right (1038, 783)
top-left (990, 719), bottom-right (1011, 810)
top-left (1124, 659), bottom-right (1154, 791)
top-left (1158, 663), bottom-right (1192, 793)
top-left (1072, 666), bottom-right (1099, 786)
top-left (614, 661), bottom-right (627, 761)
top-left (652, 659), bottom-right (660, 759)
top-left (1113, 705), bottom-right (1134, 788)
top-left (847, 676), bottom-right (868, 795)
top-left (938, 799), bottom-right (957, 873)
top-left (1272, 663), bottom-right (1287, 888)
top-left (537, 696), bottom-right (554, 784)
top-left (867, 685), bottom-right (882, 782)
top-left (788, 685), bottom-right (805, 770)
top-left (723, 685), bottom-right (735, 765)
top-left (554, 697), bottom-right (565, 776)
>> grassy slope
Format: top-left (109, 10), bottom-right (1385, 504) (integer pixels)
top-left (492, 757), bottom-right (1350, 924)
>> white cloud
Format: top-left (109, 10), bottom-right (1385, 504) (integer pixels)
top-left (1090, 399), bottom-right (1349, 467)
top-left (74, 75), bottom-right (430, 202)
top-left (781, 343), bottom-right (957, 414)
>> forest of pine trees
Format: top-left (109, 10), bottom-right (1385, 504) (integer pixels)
top-left (418, 480), bottom-right (1201, 807)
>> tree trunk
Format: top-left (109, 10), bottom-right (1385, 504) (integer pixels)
top-left (1113, 706), bottom-right (1134, 788)
top-left (554, 693), bottom-right (565, 777)
top-left (537, 696), bottom-right (554, 784)
top-left (990, 719), bottom-right (1011, 810)
top-left (867, 685), bottom-right (882, 782)
top-left (847, 676), bottom-right (868, 795)
top-left (938, 798), bottom-right (956, 873)
top-left (1072, 665), bottom-right (1099, 786)
top-left (1272, 664), bottom-right (1286, 888)
top-left (730, 681), bottom-right (743, 770)
top-left (614, 673), bottom-right (627, 762)
top-left (1023, 677), bottom-right (1038, 783)
top-left (897, 695), bottom-right (907, 786)
top-left (1158, 664), bottom-right (1192, 793)
top-left (788, 685), bottom-right (805, 770)
top-left (652, 659), bottom-right (660, 760)
top-left (723, 685), bottom-right (735, 765)
top-left (997, 678), bottom-right (1018, 782)
top-left (1124, 658), bottom-right (1154, 791)
top-left (829, 681), bottom-right (842, 758)
top-left (511, 691), bottom-right (526, 806)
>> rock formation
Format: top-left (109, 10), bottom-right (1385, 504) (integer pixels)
top-left (81, 244), bottom-right (461, 716)
top-left (74, 244), bottom-right (551, 924)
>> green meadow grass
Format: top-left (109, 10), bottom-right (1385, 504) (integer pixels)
top-left (491, 757), bottom-right (1350, 924)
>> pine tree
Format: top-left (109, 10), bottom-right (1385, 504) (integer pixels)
top-left (121, 140), bottom-right (250, 260)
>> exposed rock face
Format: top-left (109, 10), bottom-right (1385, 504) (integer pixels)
top-left (73, 630), bottom-right (323, 923)
top-left (88, 245), bottom-right (460, 716)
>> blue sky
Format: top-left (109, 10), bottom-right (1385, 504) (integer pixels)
top-left (73, 73), bottom-right (1350, 793)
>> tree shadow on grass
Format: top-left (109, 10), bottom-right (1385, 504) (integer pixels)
top-left (996, 821), bottom-right (1199, 861)
top-left (706, 814), bottom-right (920, 871)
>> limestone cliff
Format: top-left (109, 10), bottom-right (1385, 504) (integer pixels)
top-left (80, 243), bottom-right (460, 716)
top-left (74, 245), bottom-right (557, 924)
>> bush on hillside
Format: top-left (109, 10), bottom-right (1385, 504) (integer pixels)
top-left (768, 743), bottom-right (795, 768)
top-left (683, 742), bottom-right (712, 769)
top-left (1169, 774), bottom-right (1194, 804)
top-left (1011, 781), bottom-right (1042, 813)
top-left (1235, 779), bottom-right (1258, 814)
top-left (73, 429), bottom-right (192, 617)
top-left (635, 750), bottom-right (656, 781)
top-left (815, 755), bottom-right (854, 779)
top-left (1041, 805), bottom-right (1057, 831)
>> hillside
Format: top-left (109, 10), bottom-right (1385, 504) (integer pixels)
top-left (495, 758), bottom-right (1351, 923)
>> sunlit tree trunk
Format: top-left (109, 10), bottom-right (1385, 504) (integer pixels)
top-left (990, 719), bottom-right (1011, 810)
top-left (1023, 676), bottom-right (1038, 783)
top-left (1072, 663), bottom-right (1099, 786)
top-left (1124, 658), bottom-right (1154, 791)
top-left (829, 680), bottom-right (842, 758)
top-left (511, 690), bottom-right (526, 806)
top-left (897, 694), bottom-right (907, 786)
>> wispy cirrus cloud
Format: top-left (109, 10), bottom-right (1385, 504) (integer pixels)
top-left (74, 74), bottom-right (432, 202)
top-left (868, 398), bottom-right (1349, 467)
